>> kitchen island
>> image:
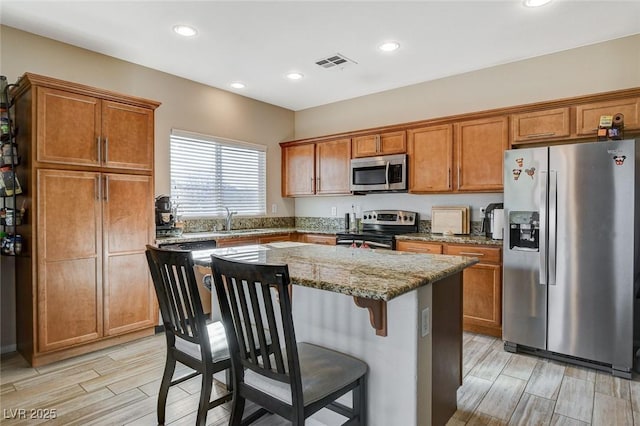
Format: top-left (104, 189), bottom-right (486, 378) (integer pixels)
top-left (192, 242), bottom-right (477, 426)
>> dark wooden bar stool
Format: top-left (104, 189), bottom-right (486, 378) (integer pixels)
top-left (209, 254), bottom-right (368, 425)
top-left (145, 245), bottom-right (232, 426)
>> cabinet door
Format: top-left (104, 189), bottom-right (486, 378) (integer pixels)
top-left (259, 234), bottom-right (291, 244)
top-left (460, 263), bottom-right (502, 335)
top-left (102, 173), bottom-right (156, 336)
top-left (215, 236), bottom-right (259, 247)
top-left (352, 135), bottom-right (379, 158)
top-left (379, 131), bottom-right (406, 155)
top-left (37, 170), bottom-right (103, 351)
top-left (576, 98), bottom-right (640, 136)
top-left (301, 234), bottom-right (336, 245)
top-left (396, 240), bottom-right (443, 254)
top-left (316, 138), bottom-right (351, 195)
top-left (353, 131), bottom-right (406, 158)
top-left (36, 87), bottom-right (101, 167)
top-left (101, 101), bottom-right (154, 171)
top-left (511, 107), bottom-right (571, 144)
top-left (408, 125), bottom-right (452, 192)
top-left (454, 116), bottom-right (509, 191)
top-left (282, 144), bottom-right (315, 196)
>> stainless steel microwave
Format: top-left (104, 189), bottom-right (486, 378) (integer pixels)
top-left (350, 154), bottom-right (407, 193)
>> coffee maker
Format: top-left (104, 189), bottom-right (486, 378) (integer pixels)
top-left (155, 195), bottom-right (179, 237)
top-left (482, 202), bottom-right (504, 239)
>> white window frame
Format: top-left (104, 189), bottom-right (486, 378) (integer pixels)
top-left (170, 129), bottom-right (267, 218)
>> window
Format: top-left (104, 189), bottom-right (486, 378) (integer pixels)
top-left (170, 129), bottom-right (266, 218)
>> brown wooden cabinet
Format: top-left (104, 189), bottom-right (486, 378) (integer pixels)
top-left (397, 240), bottom-right (502, 337)
top-left (352, 131), bottom-right (406, 158)
top-left (282, 138), bottom-right (351, 197)
top-left (298, 233), bottom-right (337, 245)
top-left (407, 125), bottom-right (453, 192)
top-left (36, 86), bottom-right (154, 171)
top-left (316, 138), bottom-right (351, 195)
top-left (444, 244), bottom-right (502, 337)
top-left (454, 116), bottom-right (509, 192)
top-left (13, 73), bottom-right (160, 366)
top-left (576, 97), bottom-right (640, 136)
top-left (511, 107), bottom-right (571, 144)
top-left (395, 240), bottom-right (442, 254)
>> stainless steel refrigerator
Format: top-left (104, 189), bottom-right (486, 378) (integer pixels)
top-left (502, 139), bottom-right (639, 378)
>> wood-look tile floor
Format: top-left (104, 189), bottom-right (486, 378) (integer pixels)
top-left (1, 332), bottom-right (638, 425)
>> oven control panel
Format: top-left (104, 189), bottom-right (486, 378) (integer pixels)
top-left (361, 210), bottom-right (417, 225)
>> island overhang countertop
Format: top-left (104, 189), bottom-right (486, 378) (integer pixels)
top-left (191, 242), bottom-right (478, 302)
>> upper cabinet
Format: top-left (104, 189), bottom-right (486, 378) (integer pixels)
top-left (282, 138), bottom-right (351, 197)
top-left (576, 98), bottom-right (640, 136)
top-left (407, 125), bottom-right (453, 192)
top-left (281, 87), bottom-right (640, 195)
top-left (454, 116), bottom-right (509, 192)
top-left (352, 131), bottom-right (406, 158)
top-left (511, 107), bottom-right (571, 144)
top-left (36, 87), bottom-right (154, 171)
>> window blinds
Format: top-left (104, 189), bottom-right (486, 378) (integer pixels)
top-left (170, 129), bottom-right (266, 218)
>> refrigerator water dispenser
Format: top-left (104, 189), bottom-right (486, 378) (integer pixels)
top-left (509, 211), bottom-right (539, 250)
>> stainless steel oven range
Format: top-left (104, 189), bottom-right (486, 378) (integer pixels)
top-left (336, 209), bottom-right (418, 250)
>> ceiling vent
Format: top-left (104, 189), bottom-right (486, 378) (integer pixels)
top-left (315, 53), bottom-right (357, 69)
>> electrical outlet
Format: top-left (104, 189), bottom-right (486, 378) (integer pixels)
top-left (271, 204), bottom-right (277, 214)
top-left (331, 206), bottom-right (337, 217)
top-left (421, 307), bottom-right (430, 337)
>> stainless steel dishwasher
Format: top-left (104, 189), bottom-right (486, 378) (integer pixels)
top-left (158, 240), bottom-right (217, 318)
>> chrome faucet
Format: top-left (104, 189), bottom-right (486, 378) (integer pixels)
top-left (225, 207), bottom-right (237, 231)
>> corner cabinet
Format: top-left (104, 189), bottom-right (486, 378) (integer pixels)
top-left (281, 138), bottom-right (351, 197)
top-left (13, 73), bottom-right (160, 366)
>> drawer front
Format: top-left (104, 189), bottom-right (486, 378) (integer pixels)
top-left (303, 234), bottom-right (337, 245)
top-left (396, 240), bottom-right (443, 254)
top-left (444, 244), bottom-right (501, 263)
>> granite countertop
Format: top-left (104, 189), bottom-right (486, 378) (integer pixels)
top-left (395, 233), bottom-right (503, 247)
top-left (158, 228), bottom-right (504, 247)
top-left (192, 242), bottom-right (478, 301)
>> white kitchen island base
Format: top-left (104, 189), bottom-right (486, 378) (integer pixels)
top-left (291, 273), bottom-right (462, 426)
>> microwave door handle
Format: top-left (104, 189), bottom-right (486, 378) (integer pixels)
top-left (385, 161), bottom-right (390, 189)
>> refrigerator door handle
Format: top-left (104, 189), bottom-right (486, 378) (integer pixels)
top-left (548, 170), bottom-right (558, 286)
top-left (540, 170), bottom-right (548, 285)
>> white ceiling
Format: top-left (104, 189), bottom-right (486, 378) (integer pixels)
top-left (2, 1), bottom-right (639, 111)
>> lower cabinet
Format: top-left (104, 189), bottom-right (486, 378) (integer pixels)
top-left (18, 169), bottom-right (157, 365)
top-left (298, 233), bottom-right (337, 245)
top-left (397, 240), bottom-right (502, 337)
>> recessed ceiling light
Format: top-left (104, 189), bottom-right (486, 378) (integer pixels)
top-left (173, 25), bottom-right (197, 37)
top-left (286, 72), bottom-right (304, 80)
top-left (378, 41), bottom-right (400, 52)
top-left (230, 82), bottom-right (246, 89)
top-left (523, 0), bottom-right (552, 7)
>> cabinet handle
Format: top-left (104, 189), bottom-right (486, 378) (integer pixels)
top-left (316, 177), bottom-right (320, 192)
top-left (457, 167), bottom-right (461, 189)
top-left (103, 175), bottom-right (109, 201)
top-left (525, 132), bottom-right (556, 138)
top-left (104, 137), bottom-right (109, 163)
top-left (448, 168), bottom-right (451, 189)
top-left (95, 175), bottom-right (100, 200)
top-left (96, 137), bottom-right (101, 163)
top-left (459, 251), bottom-right (485, 256)
top-left (310, 177), bottom-right (314, 193)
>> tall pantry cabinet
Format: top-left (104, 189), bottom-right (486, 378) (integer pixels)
top-left (12, 73), bottom-right (160, 366)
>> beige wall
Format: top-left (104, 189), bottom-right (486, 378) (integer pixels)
top-left (294, 34), bottom-right (640, 139)
top-left (0, 25), bottom-right (296, 217)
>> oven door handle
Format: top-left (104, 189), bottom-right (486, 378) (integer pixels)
top-left (385, 161), bottom-right (390, 190)
top-left (364, 240), bottom-right (392, 249)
